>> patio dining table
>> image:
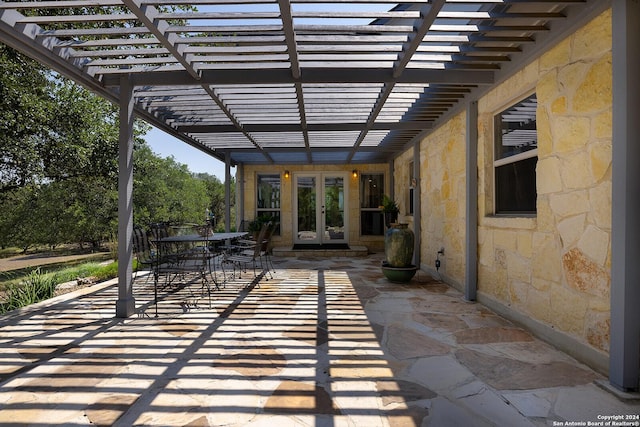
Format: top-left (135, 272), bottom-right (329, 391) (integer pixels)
top-left (148, 231), bottom-right (247, 316)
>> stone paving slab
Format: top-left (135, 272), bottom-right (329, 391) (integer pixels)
top-left (0, 253), bottom-right (638, 426)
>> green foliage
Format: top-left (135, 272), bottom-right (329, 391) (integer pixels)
top-left (248, 214), bottom-right (275, 234)
top-left (195, 172), bottom-right (235, 231)
top-left (0, 268), bottom-right (57, 313)
top-left (0, 44), bottom-right (235, 250)
top-left (381, 195), bottom-right (400, 213)
top-left (133, 145), bottom-right (210, 227)
top-left (0, 260), bottom-right (118, 313)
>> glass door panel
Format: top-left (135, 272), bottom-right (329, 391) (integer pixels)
top-left (296, 175), bottom-right (317, 242)
top-left (294, 173), bottom-right (348, 245)
top-left (324, 176), bottom-right (345, 242)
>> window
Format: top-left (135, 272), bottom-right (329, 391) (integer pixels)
top-left (360, 173), bottom-right (384, 235)
top-left (494, 93), bottom-right (538, 214)
top-left (256, 174), bottom-right (281, 235)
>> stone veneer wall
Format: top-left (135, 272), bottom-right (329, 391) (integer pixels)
top-left (394, 113), bottom-right (467, 283)
top-left (477, 9), bottom-right (612, 360)
top-left (395, 10), bottom-right (612, 369)
top-left (242, 163), bottom-right (389, 251)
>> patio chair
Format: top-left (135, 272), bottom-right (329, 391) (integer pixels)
top-left (224, 221), bottom-right (272, 284)
top-left (132, 226), bottom-right (155, 281)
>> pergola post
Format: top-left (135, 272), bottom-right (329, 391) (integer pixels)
top-left (413, 141), bottom-right (421, 266)
top-left (225, 151), bottom-right (232, 233)
top-left (610, 0), bottom-right (640, 392)
top-left (236, 163), bottom-right (245, 230)
top-left (465, 101), bottom-right (479, 302)
top-left (115, 75), bottom-right (136, 318)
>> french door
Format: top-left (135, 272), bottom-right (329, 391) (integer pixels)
top-left (293, 172), bottom-right (348, 245)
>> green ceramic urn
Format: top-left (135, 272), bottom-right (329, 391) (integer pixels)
top-left (384, 223), bottom-right (414, 267)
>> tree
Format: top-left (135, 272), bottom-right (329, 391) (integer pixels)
top-left (0, 45), bottom-right (54, 193)
top-left (195, 173), bottom-right (236, 231)
top-left (133, 146), bottom-right (209, 227)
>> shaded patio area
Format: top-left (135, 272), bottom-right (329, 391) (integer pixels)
top-left (1, 253), bottom-right (638, 426)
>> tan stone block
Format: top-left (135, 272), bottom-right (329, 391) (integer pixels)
top-left (537, 107), bottom-right (553, 157)
top-left (532, 232), bottom-right (563, 282)
top-left (593, 110), bottom-right (612, 139)
top-left (517, 231), bottom-right (533, 258)
top-left (589, 140), bottom-right (612, 183)
top-left (573, 53), bottom-right (612, 114)
top-left (585, 310), bottom-right (610, 352)
top-left (506, 252), bottom-right (531, 283)
top-left (509, 280), bottom-right (529, 308)
top-left (554, 116), bottom-right (591, 153)
top-left (557, 214), bottom-right (586, 249)
top-left (571, 10), bottom-right (612, 62)
top-left (478, 230), bottom-right (494, 267)
top-left (549, 285), bottom-right (588, 335)
top-left (537, 156), bottom-right (563, 194)
top-left (536, 198), bottom-right (555, 233)
top-left (549, 190), bottom-right (590, 219)
top-left (531, 276), bottom-right (553, 292)
top-left (588, 296), bottom-right (610, 313)
top-left (540, 37), bottom-right (571, 71)
top-left (479, 264), bottom-right (508, 300)
top-left (561, 152), bottom-right (593, 189)
top-left (577, 225), bottom-right (610, 266)
top-left (589, 181), bottom-right (612, 230)
top-left (551, 96), bottom-right (568, 115)
top-left (557, 61), bottom-right (590, 94)
top-left (562, 247), bottom-right (610, 299)
top-left (537, 70), bottom-right (559, 105)
top-left (527, 287), bottom-right (552, 324)
top-left (494, 229), bottom-right (517, 251)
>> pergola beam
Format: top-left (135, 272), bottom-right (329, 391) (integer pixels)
top-left (102, 68), bottom-right (495, 87)
top-left (177, 121), bottom-right (433, 133)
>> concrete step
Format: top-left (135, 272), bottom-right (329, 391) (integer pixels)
top-left (273, 245), bottom-right (369, 257)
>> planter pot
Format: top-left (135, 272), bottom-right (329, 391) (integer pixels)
top-left (381, 262), bottom-right (418, 283)
top-left (384, 223), bottom-right (414, 268)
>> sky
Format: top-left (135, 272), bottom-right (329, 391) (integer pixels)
top-left (145, 127), bottom-right (234, 181)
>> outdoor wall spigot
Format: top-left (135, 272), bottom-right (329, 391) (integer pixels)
top-left (435, 247), bottom-right (444, 271)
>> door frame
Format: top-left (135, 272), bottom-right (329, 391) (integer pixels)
top-left (293, 171), bottom-right (349, 245)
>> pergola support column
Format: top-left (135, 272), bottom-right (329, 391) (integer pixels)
top-left (465, 101), bottom-right (478, 302)
top-left (237, 163), bottom-right (245, 230)
top-left (413, 141), bottom-right (421, 266)
top-left (610, 0), bottom-right (640, 392)
top-left (115, 75), bottom-right (136, 318)
top-left (224, 151), bottom-right (232, 233)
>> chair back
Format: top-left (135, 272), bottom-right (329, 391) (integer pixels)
top-left (133, 226), bottom-right (152, 262)
top-left (252, 221), bottom-right (271, 258)
top-left (150, 222), bottom-right (170, 240)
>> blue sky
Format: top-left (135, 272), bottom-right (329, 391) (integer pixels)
top-left (145, 127), bottom-right (234, 181)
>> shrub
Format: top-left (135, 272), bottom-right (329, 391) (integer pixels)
top-left (0, 268), bottom-right (57, 314)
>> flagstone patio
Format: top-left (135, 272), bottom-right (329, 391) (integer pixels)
top-left (0, 253), bottom-right (638, 426)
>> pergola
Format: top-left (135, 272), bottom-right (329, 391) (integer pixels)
top-left (1, 0), bottom-right (639, 392)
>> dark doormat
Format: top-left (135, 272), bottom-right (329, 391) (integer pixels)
top-left (293, 243), bottom-right (350, 250)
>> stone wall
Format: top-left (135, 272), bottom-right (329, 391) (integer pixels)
top-left (479, 10), bottom-right (612, 355)
top-left (395, 10), bottom-right (612, 359)
top-left (395, 113), bottom-right (467, 283)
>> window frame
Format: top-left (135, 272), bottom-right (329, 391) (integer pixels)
top-left (359, 172), bottom-right (385, 236)
top-left (493, 92), bottom-right (538, 216)
top-left (256, 173), bottom-right (281, 235)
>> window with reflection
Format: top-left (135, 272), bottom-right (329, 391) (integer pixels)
top-left (494, 93), bottom-right (538, 214)
top-left (256, 174), bottom-right (281, 235)
top-left (360, 173), bottom-right (384, 235)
